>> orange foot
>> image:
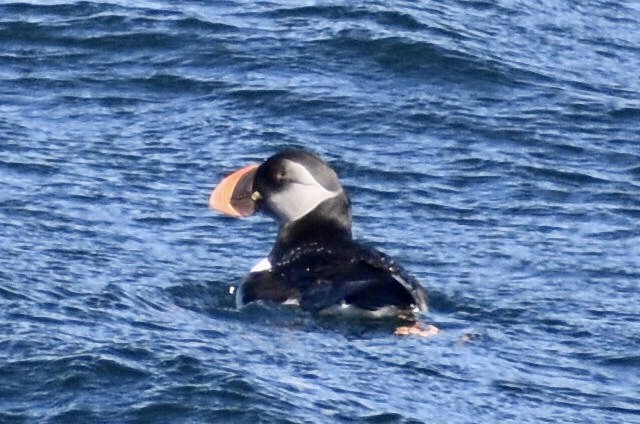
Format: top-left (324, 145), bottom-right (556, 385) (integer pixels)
top-left (394, 323), bottom-right (440, 337)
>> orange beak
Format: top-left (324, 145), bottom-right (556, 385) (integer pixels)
top-left (209, 164), bottom-right (260, 217)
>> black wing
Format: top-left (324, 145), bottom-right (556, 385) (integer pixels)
top-left (273, 241), bottom-right (428, 313)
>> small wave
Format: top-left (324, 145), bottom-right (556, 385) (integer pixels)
top-left (128, 402), bottom-right (191, 422)
top-left (598, 354), bottom-right (640, 368)
top-left (325, 31), bottom-right (518, 86)
top-left (1, 3), bottom-right (237, 61)
top-left (48, 408), bottom-right (100, 424)
top-left (518, 164), bottom-right (610, 187)
top-left (167, 280), bottom-right (235, 314)
top-left (2, 354), bottom-right (149, 396)
top-left (224, 87), bottom-right (347, 120)
top-left (608, 105), bottom-right (640, 119)
top-left (268, 5), bottom-right (427, 32)
top-left (81, 31), bottom-right (184, 50)
top-left (0, 159), bottom-right (60, 177)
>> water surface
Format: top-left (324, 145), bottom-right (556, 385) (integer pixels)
top-left (1, 1), bottom-right (639, 423)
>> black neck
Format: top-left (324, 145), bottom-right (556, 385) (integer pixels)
top-left (269, 195), bottom-right (352, 262)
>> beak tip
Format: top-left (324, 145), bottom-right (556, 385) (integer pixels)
top-left (209, 185), bottom-right (242, 217)
top-left (209, 163), bottom-right (259, 218)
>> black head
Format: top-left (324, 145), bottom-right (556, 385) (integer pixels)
top-left (252, 150), bottom-right (346, 223)
top-left (210, 149), bottom-right (352, 232)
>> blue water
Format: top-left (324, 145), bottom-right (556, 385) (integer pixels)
top-left (2, 1), bottom-right (640, 423)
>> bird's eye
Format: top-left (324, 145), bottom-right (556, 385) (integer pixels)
top-left (276, 169), bottom-right (287, 181)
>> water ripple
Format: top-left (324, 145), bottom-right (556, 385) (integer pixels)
top-left (2, 0), bottom-right (639, 423)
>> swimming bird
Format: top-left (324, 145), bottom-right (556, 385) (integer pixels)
top-left (209, 149), bottom-right (437, 335)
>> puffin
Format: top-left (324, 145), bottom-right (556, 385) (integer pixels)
top-left (209, 149), bottom-right (438, 336)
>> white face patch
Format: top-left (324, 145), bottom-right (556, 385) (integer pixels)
top-left (267, 160), bottom-right (341, 223)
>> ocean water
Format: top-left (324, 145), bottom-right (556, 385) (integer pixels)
top-left (1, 1), bottom-right (640, 423)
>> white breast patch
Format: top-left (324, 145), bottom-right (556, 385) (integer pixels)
top-left (250, 257), bottom-right (272, 272)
